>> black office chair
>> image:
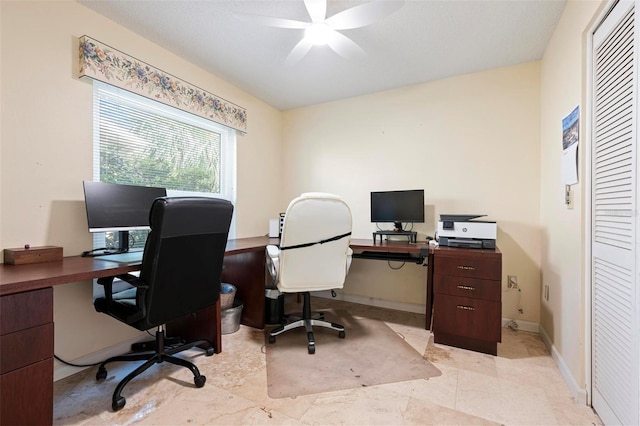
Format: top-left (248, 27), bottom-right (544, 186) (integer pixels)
top-left (93, 196), bottom-right (233, 412)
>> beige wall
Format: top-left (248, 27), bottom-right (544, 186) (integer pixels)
top-left (0, 1), bottom-right (283, 363)
top-left (539, 0), bottom-right (603, 396)
top-left (283, 62), bottom-right (542, 320)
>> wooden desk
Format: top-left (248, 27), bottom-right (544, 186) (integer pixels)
top-left (0, 255), bottom-right (147, 425)
top-left (220, 237), bottom-right (434, 331)
top-left (0, 236), bottom-right (431, 424)
top-left (217, 237), bottom-right (434, 331)
top-left (0, 237), bottom-right (275, 425)
top-left (220, 237), bottom-right (278, 329)
top-left (350, 238), bottom-right (434, 329)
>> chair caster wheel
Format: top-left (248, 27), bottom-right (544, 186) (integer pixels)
top-left (112, 396), bottom-right (126, 411)
top-left (96, 366), bottom-right (107, 381)
top-left (338, 330), bottom-right (345, 338)
top-left (308, 345), bottom-right (315, 354)
top-left (195, 375), bottom-right (206, 388)
top-left (268, 335), bottom-right (276, 344)
top-left (205, 347), bottom-right (215, 356)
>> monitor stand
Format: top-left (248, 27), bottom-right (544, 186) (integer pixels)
top-left (117, 230), bottom-right (130, 253)
top-left (100, 231), bottom-right (130, 255)
top-left (81, 231), bottom-right (130, 257)
top-left (373, 231), bottom-right (417, 243)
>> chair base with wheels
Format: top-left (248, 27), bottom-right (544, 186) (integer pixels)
top-left (95, 325), bottom-right (213, 411)
top-left (268, 292), bottom-right (345, 354)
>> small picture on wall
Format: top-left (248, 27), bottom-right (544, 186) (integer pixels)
top-left (562, 105), bottom-right (579, 185)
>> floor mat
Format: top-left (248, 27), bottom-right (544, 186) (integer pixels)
top-left (264, 309), bottom-right (441, 398)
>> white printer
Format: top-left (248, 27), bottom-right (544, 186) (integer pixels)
top-left (437, 214), bottom-right (497, 249)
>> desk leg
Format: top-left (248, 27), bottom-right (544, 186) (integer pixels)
top-left (166, 298), bottom-right (222, 354)
top-left (222, 250), bottom-right (266, 329)
top-left (425, 252), bottom-right (434, 330)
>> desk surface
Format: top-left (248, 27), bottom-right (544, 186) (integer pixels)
top-left (0, 237), bottom-right (280, 296)
top-left (0, 256), bottom-right (138, 296)
top-left (0, 236), bottom-right (434, 296)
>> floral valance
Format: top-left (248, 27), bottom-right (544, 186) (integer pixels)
top-left (78, 35), bottom-right (247, 133)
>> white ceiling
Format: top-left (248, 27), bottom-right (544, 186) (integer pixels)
top-left (78, 0), bottom-right (567, 110)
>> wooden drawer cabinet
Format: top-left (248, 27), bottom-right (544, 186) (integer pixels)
top-left (434, 275), bottom-right (500, 302)
top-left (434, 254), bottom-right (501, 281)
top-left (0, 287), bottom-right (53, 425)
top-left (433, 247), bottom-right (502, 355)
top-left (434, 294), bottom-right (501, 342)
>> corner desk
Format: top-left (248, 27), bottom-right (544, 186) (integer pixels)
top-left (0, 237), bottom-right (279, 425)
top-left (2, 236), bottom-right (500, 424)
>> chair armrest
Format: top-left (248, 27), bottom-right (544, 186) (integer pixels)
top-left (114, 273), bottom-right (149, 289)
top-left (346, 247), bottom-right (353, 273)
top-left (96, 274), bottom-right (149, 312)
top-left (266, 245), bottom-right (280, 285)
top-left (96, 276), bottom-right (116, 306)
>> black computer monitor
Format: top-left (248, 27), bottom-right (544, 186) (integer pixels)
top-left (370, 189), bottom-right (424, 231)
top-left (83, 181), bottom-right (166, 253)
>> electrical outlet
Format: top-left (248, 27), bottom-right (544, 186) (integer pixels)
top-left (507, 275), bottom-right (518, 289)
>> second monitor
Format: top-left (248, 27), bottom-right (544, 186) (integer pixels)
top-left (370, 189), bottom-right (424, 232)
top-left (83, 181), bottom-right (167, 255)
top-left (370, 189), bottom-right (424, 243)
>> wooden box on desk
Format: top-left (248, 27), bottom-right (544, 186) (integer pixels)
top-left (3, 246), bottom-right (63, 265)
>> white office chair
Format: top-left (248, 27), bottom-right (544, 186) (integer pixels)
top-left (266, 192), bottom-right (353, 354)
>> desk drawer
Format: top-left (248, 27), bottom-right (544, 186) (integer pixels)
top-left (433, 294), bottom-right (501, 342)
top-left (0, 287), bottom-right (53, 335)
top-left (434, 274), bottom-right (500, 301)
top-left (0, 322), bottom-right (54, 374)
top-left (434, 256), bottom-right (501, 280)
top-left (0, 358), bottom-right (53, 425)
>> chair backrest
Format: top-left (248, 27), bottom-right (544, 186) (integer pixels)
top-left (138, 197), bottom-right (233, 328)
top-left (278, 193), bottom-right (352, 293)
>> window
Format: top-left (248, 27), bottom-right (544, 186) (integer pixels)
top-left (92, 81), bottom-right (236, 250)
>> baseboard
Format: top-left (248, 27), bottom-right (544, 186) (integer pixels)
top-left (315, 291), bottom-right (425, 314)
top-left (539, 325), bottom-right (588, 404)
top-left (501, 318), bottom-right (539, 333)
top-left (54, 334), bottom-right (148, 381)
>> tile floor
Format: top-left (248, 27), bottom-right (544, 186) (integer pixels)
top-left (53, 297), bottom-right (602, 425)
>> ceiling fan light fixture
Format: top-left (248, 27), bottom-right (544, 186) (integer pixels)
top-left (237, 0), bottom-right (405, 64)
top-left (304, 22), bottom-right (333, 45)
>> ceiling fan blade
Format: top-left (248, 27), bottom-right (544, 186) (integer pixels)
top-left (326, 0), bottom-right (404, 30)
top-left (233, 12), bottom-right (309, 29)
top-left (285, 38), bottom-right (314, 66)
top-left (304, 0), bottom-right (327, 23)
top-left (325, 30), bottom-right (366, 59)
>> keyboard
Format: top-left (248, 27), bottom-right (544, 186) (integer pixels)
top-left (96, 251), bottom-right (143, 265)
top-left (353, 250), bottom-right (422, 263)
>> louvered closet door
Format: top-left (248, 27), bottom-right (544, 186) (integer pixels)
top-left (592, 1), bottom-right (640, 424)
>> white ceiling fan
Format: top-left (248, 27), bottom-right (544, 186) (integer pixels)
top-left (234, 0), bottom-right (404, 65)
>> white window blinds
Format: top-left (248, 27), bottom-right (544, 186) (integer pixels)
top-left (92, 81), bottom-right (236, 246)
top-left (93, 81), bottom-right (235, 195)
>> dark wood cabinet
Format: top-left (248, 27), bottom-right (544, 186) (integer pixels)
top-left (432, 247), bottom-right (502, 355)
top-left (0, 287), bottom-right (54, 425)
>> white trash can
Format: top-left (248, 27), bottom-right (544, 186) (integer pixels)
top-left (220, 283), bottom-right (236, 310)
